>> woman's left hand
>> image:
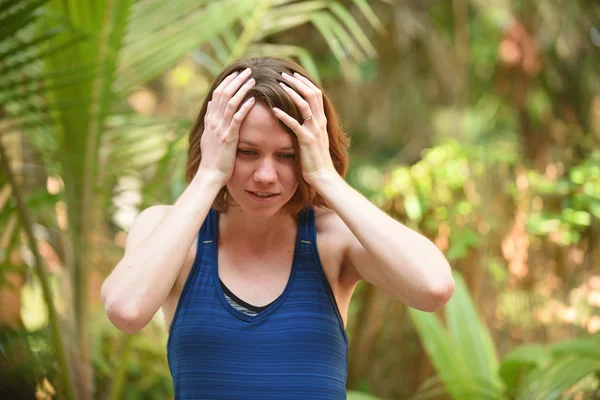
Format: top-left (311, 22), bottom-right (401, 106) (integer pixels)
top-left (273, 72), bottom-right (337, 186)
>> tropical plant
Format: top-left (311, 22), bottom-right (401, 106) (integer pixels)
top-left (409, 271), bottom-right (600, 399)
top-left (1, 0), bottom-right (385, 398)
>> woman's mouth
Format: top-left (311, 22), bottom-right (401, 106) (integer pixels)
top-left (247, 190), bottom-right (280, 202)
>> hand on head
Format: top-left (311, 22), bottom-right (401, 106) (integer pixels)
top-left (186, 57), bottom-right (350, 216)
top-left (196, 67), bottom-right (256, 185)
top-left (274, 72), bottom-right (336, 185)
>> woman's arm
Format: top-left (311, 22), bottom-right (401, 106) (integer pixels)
top-left (314, 171), bottom-right (455, 312)
top-left (102, 68), bottom-right (257, 334)
top-left (101, 174), bottom-right (223, 334)
top-left (274, 71), bottom-right (454, 312)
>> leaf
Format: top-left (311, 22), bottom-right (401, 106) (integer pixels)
top-left (562, 209), bottom-right (591, 227)
top-left (517, 356), bottom-right (600, 400)
top-left (409, 306), bottom-right (471, 399)
top-left (404, 195), bottom-right (423, 221)
top-left (346, 391), bottom-right (382, 400)
top-left (329, 2), bottom-right (377, 58)
top-left (549, 335), bottom-right (600, 360)
top-left (498, 344), bottom-right (550, 392)
top-left (351, 0), bottom-right (386, 35)
top-left (445, 273), bottom-right (504, 398)
top-left (246, 43), bottom-right (320, 82)
top-left (116, 0), bottom-right (257, 93)
top-left (410, 272), bottom-right (505, 400)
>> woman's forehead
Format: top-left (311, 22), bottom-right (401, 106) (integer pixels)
top-left (238, 130), bottom-right (294, 150)
top-left (239, 103), bottom-right (294, 149)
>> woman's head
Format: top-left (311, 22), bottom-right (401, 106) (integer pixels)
top-left (186, 56), bottom-right (350, 215)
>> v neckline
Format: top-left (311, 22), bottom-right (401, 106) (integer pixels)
top-left (211, 210), bottom-right (302, 323)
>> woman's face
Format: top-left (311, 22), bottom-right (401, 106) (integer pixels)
top-left (226, 102), bottom-right (299, 218)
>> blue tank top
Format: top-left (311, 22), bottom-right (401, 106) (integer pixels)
top-left (167, 207), bottom-right (348, 399)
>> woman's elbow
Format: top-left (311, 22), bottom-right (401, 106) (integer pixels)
top-left (424, 276), bottom-right (455, 312)
top-left (104, 301), bottom-right (147, 334)
top-left (409, 276), bottom-right (455, 312)
top-left (101, 284), bottom-right (148, 334)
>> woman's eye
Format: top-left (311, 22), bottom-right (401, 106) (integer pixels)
top-left (237, 149), bottom-right (255, 156)
top-left (281, 153), bottom-right (296, 160)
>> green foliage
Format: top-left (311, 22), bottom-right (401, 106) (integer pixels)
top-left (0, 327), bottom-right (58, 398)
top-left (90, 313), bottom-right (176, 399)
top-left (410, 272), bottom-right (505, 400)
top-left (3, 0), bottom-right (600, 398)
top-left (1, 0), bottom-right (382, 397)
top-left (347, 390), bottom-right (384, 400)
top-left (410, 272), bottom-right (600, 399)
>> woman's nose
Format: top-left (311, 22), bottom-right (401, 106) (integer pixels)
top-left (253, 158), bottom-right (277, 183)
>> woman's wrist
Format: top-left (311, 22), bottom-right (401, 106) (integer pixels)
top-left (191, 169), bottom-right (228, 191)
top-left (306, 169), bottom-right (344, 192)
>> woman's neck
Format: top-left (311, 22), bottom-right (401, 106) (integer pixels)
top-left (219, 206), bottom-right (297, 251)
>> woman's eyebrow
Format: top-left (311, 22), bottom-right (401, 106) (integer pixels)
top-left (238, 139), bottom-right (294, 151)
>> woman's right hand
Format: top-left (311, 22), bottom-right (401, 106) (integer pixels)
top-left (195, 67), bottom-right (256, 185)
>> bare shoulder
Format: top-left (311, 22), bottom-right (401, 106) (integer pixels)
top-left (313, 207), bottom-right (351, 239)
top-left (313, 207), bottom-right (359, 326)
top-left (313, 207), bottom-right (352, 277)
top-left (124, 205), bottom-right (172, 255)
top-left (313, 207), bottom-right (363, 288)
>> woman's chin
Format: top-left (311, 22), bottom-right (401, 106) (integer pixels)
top-left (235, 192), bottom-right (291, 217)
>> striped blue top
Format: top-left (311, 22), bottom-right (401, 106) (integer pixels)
top-left (167, 207), bottom-right (348, 399)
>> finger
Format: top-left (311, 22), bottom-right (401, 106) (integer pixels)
top-left (272, 107), bottom-right (303, 137)
top-left (281, 72), bottom-right (321, 120)
top-left (292, 72), bottom-right (324, 115)
top-left (279, 83), bottom-right (313, 123)
top-left (217, 68), bottom-right (252, 114)
top-left (229, 97), bottom-right (256, 134)
top-left (211, 71), bottom-right (239, 105)
top-left (223, 78), bottom-right (255, 125)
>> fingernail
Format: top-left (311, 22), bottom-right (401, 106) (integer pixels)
top-left (244, 67), bottom-right (252, 74)
top-left (248, 78), bottom-right (255, 85)
top-left (248, 97), bottom-right (255, 103)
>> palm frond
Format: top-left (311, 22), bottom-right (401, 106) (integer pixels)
top-left (351, 0), bottom-right (386, 35)
top-left (246, 43), bottom-right (320, 81)
top-left (116, 0), bottom-right (258, 93)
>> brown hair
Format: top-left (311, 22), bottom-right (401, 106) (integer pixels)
top-left (185, 56), bottom-right (350, 215)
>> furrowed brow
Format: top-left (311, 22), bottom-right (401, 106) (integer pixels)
top-left (239, 139), bottom-right (294, 151)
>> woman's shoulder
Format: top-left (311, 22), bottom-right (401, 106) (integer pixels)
top-left (312, 206), bottom-right (349, 242)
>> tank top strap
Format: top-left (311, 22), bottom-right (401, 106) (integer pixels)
top-left (204, 208), bottom-right (219, 241)
top-left (297, 207), bottom-right (312, 244)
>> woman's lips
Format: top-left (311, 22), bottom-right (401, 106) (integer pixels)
top-left (247, 190), bottom-right (280, 202)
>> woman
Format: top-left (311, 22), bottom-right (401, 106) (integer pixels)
top-left (101, 56), bottom-right (455, 399)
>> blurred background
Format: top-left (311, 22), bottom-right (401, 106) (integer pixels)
top-left (1, 0), bottom-right (600, 399)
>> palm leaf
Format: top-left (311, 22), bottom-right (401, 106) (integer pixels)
top-left (0, 1), bottom-right (82, 397)
top-left (116, 0), bottom-right (258, 93)
top-left (351, 0), bottom-right (386, 34)
top-left (3, 1), bottom-right (384, 398)
top-left (246, 43), bottom-right (320, 82)
top-left (409, 271), bottom-right (506, 400)
top-left (256, 0), bottom-right (380, 72)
